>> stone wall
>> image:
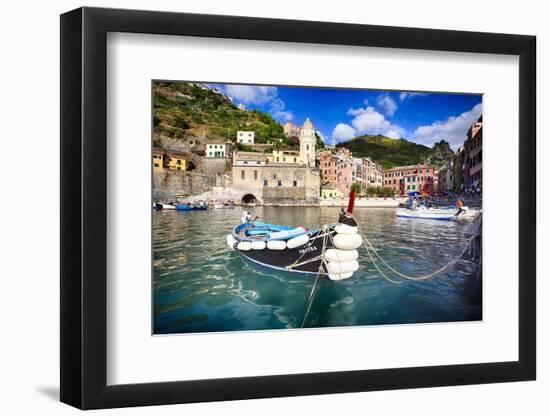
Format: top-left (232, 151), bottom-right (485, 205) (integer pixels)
top-left (153, 169), bottom-right (221, 200)
top-left (232, 163), bottom-right (320, 205)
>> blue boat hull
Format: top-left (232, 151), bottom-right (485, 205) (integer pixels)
top-left (176, 204), bottom-right (208, 211)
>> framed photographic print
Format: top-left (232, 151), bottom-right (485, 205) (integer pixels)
top-left (60, 6), bottom-right (536, 409)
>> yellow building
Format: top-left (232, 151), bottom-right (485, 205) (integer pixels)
top-left (153, 150), bottom-right (164, 171)
top-left (164, 153), bottom-right (187, 171)
top-left (321, 185), bottom-right (343, 199)
top-left (270, 149), bottom-right (301, 164)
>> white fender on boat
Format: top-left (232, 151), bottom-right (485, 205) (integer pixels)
top-left (327, 260), bottom-right (359, 275)
top-left (267, 240), bottom-right (286, 250)
top-left (226, 234), bottom-right (237, 250)
top-left (333, 233), bottom-right (362, 250)
top-left (237, 241), bottom-right (252, 251)
top-left (251, 241), bottom-right (266, 250)
top-left (323, 248), bottom-right (359, 263)
top-left (286, 234), bottom-right (310, 249)
top-left (334, 223), bottom-right (358, 235)
top-left (328, 272), bottom-right (353, 281)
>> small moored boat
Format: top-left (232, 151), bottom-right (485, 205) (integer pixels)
top-left (227, 191), bottom-right (363, 280)
top-left (153, 202), bottom-right (177, 210)
top-left (395, 206), bottom-right (459, 220)
top-left (176, 203), bottom-right (208, 211)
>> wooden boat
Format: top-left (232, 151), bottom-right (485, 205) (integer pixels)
top-left (176, 203), bottom-right (208, 211)
top-left (227, 191), bottom-right (362, 280)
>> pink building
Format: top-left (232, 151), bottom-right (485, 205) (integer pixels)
top-left (383, 164), bottom-right (435, 195)
top-left (320, 149), bottom-right (354, 196)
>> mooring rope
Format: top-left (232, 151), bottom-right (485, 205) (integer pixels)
top-left (358, 226), bottom-right (476, 283)
top-left (300, 228), bottom-right (329, 328)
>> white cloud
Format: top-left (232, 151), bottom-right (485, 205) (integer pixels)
top-left (332, 123), bottom-right (357, 142)
top-left (413, 103), bottom-right (483, 148)
top-left (345, 106), bottom-right (406, 139)
top-left (223, 85), bottom-right (278, 104)
top-left (376, 94), bottom-right (398, 116)
top-left (269, 98), bottom-right (294, 122)
top-left (399, 92), bottom-right (428, 102)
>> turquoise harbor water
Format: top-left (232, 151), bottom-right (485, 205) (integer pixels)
top-left (153, 207), bottom-right (481, 334)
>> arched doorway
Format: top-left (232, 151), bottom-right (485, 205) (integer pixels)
top-left (241, 194), bottom-right (257, 204)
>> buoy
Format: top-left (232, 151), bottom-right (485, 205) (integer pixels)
top-left (335, 223), bottom-right (358, 235)
top-left (226, 234), bottom-right (238, 250)
top-left (328, 272), bottom-right (353, 281)
top-left (287, 234), bottom-right (310, 249)
top-left (327, 260), bottom-right (359, 275)
top-left (237, 241), bottom-right (252, 251)
top-left (251, 241), bottom-right (266, 250)
top-left (267, 240), bottom-right (286, 250)
top-left (333, 233), bottom-right (362, 250)
top-left (323, 248), bottom-right (359, 263)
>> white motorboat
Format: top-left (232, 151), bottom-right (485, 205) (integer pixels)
top-left (396, 206), bottom-right (459, 220)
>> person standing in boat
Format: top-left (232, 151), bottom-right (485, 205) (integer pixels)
top-left (241, 211), bottom-right (258, 224)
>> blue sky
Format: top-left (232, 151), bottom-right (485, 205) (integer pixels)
top-left (206, 83), bottom-right (482, 150)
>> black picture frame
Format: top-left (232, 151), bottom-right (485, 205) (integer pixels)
top-left (60, 6), bottom-right (536, 410)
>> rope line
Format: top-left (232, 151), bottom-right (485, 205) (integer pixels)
top-left (300, 228), bottom-right (329, 328)
top-left (358, 227), bottom-right (475, 282)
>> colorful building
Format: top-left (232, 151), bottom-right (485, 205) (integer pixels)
top-left (463, 116), bottom-right (482, 192)
top-left (153, 149), bottom-right (164, 171)
top-left (164, 153), bottom-right (187, 171)
top-left (383, 164), bottom-right (435, 195)
top-left (319, 148), bottom-right (355, 195)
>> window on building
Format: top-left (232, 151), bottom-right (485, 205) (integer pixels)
top-left (263, 179), bottom-right (268, 186)
top-left (293, 180), bottom-right (297, 187)
top-left (273, 174), bottom-right (277, 180)
top-left (154, 163), bottom-right (159, 168)
top-left (254, 170), bottom-right (258, 180)
top-left (241, 170), bottom-right (245, 180)
top-left (412, 185), bottom-right (416, 190)
top-left (277, 180), bottom-right (282, 187)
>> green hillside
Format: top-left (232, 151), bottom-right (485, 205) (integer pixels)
top-left (153, 82), bottom-right (294, 149)
top-left (337, 135), bottom-right (453, 169)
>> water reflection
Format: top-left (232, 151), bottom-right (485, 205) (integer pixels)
top-left (153, 207), bottom-right (481, 334)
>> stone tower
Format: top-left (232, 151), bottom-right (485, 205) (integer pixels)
top-left (299, 118), bottom-right (316, 166)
